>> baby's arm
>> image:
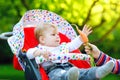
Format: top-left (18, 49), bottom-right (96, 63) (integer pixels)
top-left (85, 43), bottom-right (120, 74)
top-left (26, 47), bottom-right (38, 59)
top-left (27, 47), bottom-right (51, 63)
top-left (67, 25), bottom-right (92, 52)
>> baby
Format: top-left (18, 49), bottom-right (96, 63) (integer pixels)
top-left (27, 23), bottom-right (114, 80)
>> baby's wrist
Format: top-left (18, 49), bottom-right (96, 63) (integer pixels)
top-left (34, 50), bottom-right (43, 57)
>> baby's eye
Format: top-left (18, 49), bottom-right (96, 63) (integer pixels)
top-left (51, 34), bottom-right (56, 36)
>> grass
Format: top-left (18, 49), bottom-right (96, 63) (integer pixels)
top-left (0, 64), bottom-right (120, 80)
top-left (102, 74), bottom-right (120, 80)
top-left (0, 64), bottom-right (25, 80)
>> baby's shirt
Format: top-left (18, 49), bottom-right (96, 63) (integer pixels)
top-left (36, 43), bottom-right (70, 64)
top-left (27, 36), bottom-right (90, 65)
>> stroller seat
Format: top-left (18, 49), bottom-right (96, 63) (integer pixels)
top-left (8, 9), bottom-right (91, 80)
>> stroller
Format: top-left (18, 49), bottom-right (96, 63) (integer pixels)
top-left (7, 9), bottom-right (91, 80)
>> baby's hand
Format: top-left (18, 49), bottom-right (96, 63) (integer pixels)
top-left (82, 24), bottom-right (92, 36)
top-left (76, 24), bottom-right (92, 43)
top-left (34, 49), bottom-right (52, 60)
top-left (41, 50), bottom-right (52, 60)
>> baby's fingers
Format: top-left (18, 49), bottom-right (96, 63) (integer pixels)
top-left (87, 27), bottom-right (92, 33)
top-left (82, 25), bottom-right (93, 36)
top-left (43, 51), bottom-right (51, 59)
top-left (83, 24), bottom-right (90, 30)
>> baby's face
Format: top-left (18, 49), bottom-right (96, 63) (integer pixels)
top-left (42, 27), bottom-right (60, 47)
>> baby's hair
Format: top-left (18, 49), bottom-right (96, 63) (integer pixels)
top-left (34, 23), bottom-right (57, 41)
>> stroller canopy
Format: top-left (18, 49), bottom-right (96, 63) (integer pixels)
top-left (8, 9), bottom-right (77, 55)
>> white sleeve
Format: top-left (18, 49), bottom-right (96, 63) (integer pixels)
top-left (26, 47), bottom-right (46, 64)
top-left (26, 47), bottom-right (38, 59)
top-left (66, 36), bottom-right (83, 52)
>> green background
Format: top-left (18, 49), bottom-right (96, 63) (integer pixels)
top-left (0, 0), bottom-right (120, 80)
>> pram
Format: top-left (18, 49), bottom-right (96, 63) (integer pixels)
top-left (7, 9), bottom-right (91, 80)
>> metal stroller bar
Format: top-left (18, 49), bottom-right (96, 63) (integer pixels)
top-left (0, 32), bottom-right (12, 40)
top-left (18, 50), bottom-right (42, 80)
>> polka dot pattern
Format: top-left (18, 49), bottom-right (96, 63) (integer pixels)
top-left (8, 9), bottom-right (77, 55)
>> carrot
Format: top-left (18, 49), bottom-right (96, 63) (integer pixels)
top-left (76, 26), bottom-right (88, 44)
top-left (76, 25), bottom-right (96, 67)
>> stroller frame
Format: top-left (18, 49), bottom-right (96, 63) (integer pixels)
top-left (18, 50), bottom-right (41, 80)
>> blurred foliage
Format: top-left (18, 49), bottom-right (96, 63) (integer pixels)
top-left (0, 0), bottom-right (120, 63)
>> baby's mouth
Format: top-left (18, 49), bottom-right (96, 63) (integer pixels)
top-left (56, 40), bottom-right (60, 42)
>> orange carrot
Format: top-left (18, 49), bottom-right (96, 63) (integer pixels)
top-left (76, 25), bottom-right (96, 67)
top-left (76, 26), bottom-right (88, 44)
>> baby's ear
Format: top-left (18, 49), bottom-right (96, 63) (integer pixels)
top-left (39, 36), bottom-right (45, 44)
